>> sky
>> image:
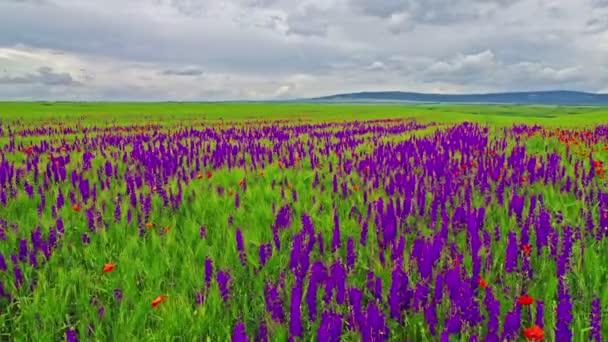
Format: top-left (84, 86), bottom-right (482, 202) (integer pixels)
top-left (0, 0), bottom-right (607, 101)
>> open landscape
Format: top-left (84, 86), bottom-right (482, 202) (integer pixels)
top-left (2, 0), bottom-right (608, 340)
top-left (0, 103), bottom-right (606, 341)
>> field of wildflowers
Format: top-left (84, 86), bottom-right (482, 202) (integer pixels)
top-left (0, 104), bottom-right (606, 341)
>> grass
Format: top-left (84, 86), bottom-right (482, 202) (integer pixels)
top-left (0, 101), bottom-right (607, 125)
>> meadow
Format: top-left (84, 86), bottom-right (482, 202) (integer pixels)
top-left (0, 102), bottom-right (606, 341)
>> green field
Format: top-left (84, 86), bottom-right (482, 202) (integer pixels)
top-left (0, 102), bottom-right (606, 341)
top-left (0, 102), bottom-right (607, 125)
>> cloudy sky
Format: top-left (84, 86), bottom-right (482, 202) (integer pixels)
top-left (0, 0), bottom-right (607, 100)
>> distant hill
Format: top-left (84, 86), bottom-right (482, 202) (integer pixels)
top-left (305, 90), bottom-right (608, 106)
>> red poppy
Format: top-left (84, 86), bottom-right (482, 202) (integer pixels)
top-left (454, 171), bottom-right (461, 177)
top-left (478, 277), bottom-right (487, 288)
top-left (145, 222), bottom-right (154, 229)
top-left (523, 325), bottom-right (545, 341)
top-left (152, 295), bottom-right (166, 308)
top-left (102, 263), bottom-right (115, 273)
top-left (521, 176), bottom-right (527, 182)
top-left (363, 166), bottom-right (370, 173)
top-left (522, 244), bottom-right (532, 255)
top-left (238, 179), bottom-right (244, 187)
top-left (206, 171), bottom-right (212, 179)
top-left (353, 185), bottom-right (360, 191)
top-left (518, 295), bottom-right (534, 306)
top-left (72, 204), bottom-right (81, 212)
top-left (197, 173), bottom-right (204, 179)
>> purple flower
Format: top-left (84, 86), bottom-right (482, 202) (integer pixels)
top-left (200, 225), bottom-right (206, 239)
top-left (113, 288), bottom-right (123, 304)
top-left (346, 237), bottom-right (356, 271)
top-left (256, 321), bottom-right (268, 342)
top-left (205, 258), bottom-right (213, 290)
top-left (0, 253), bottom-right (6, 272)
top-left (65, 328), bottom-right (78, 342)
top-left (535, 299), bottom-right (544, 328)
top-left (484, 287), bottom-right (500, 341)
top-left (556, 279), bottom-right (573, 341)
top-left (317, 311), bottom-right (342, 342)
top-left (331, 211), bottom-right (340, 253)
top-left (232, 322), bottom-right (248, 342)
top-left (590, 296), bottom-right (601, 341)
top-left (505, 231), bottom-right (518, 273)
top-left (217, 270), bottom-right (231, 302)
top-left (307, 261), bottom-right (327, 322)
top-left (195, 289), bottom-right (204, 305)
top-left (13, 266), bottom-right (24, 289)
top-left (289, 281), bottom-right (303, 338)
top-left (18, 239), bottom-right (28, 262)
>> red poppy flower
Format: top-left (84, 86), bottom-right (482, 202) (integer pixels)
top-left (72, 204), bottom-right (81, 212)
top-left (522, 244), bottom-right (532, 255)
top-left (518, 295), bottom-right (534, 306)
top-left (523, 325), bottom-right (545, 341)
top-left (103, 263), bottom-right (115, 273)
top-left (152, 295), bottom-right (166, 308)
top-left (206, 171), bottom-right (212, 179)
top-left (478, 277), bottom-right (487, 288)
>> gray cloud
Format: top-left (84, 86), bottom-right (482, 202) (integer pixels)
top-left (161, 67), bottom-right (204, 76)
top-left (286, 6), bottom-right (330, 37)
top-left (0, 0), bottom-right (605, 100)
top-left (0, 66), bottom-right (79, 86)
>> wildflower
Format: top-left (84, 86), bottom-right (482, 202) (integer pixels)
top-left (232, 322), bottom-right (248, 342)
top-left (197, 173), bottom-right (204, 179)
top-left (65, 328), bottom-right (78, 342)
top-left (590, 296), bottom-right (601, 341)
top-left (518, 295), bottom-right (534, 306)
top-left (478, 277), bottom-right (487, 289)
top-left (238, 179), bottom-right (244, 187)
top-left (523, 325), bottom-right (545, 341)
top-left (145, 222), bottom-right (153, 229)
top-left (207, 171), bottom-right (212, 179)
top-left (72, 204), bottom-right (81, 212)
top-left (522, 244), bottom-right (532, 255)
top-left (151, 295), bottom-right (166, 308)
top-left (164, 226), bottom-right (172, 233)
top-left (259, 171), bottom-right (265, 176)
top-left (102, 263), bottom-right (115, 273)
top-left (353, 185), bottom-right (359, 191)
